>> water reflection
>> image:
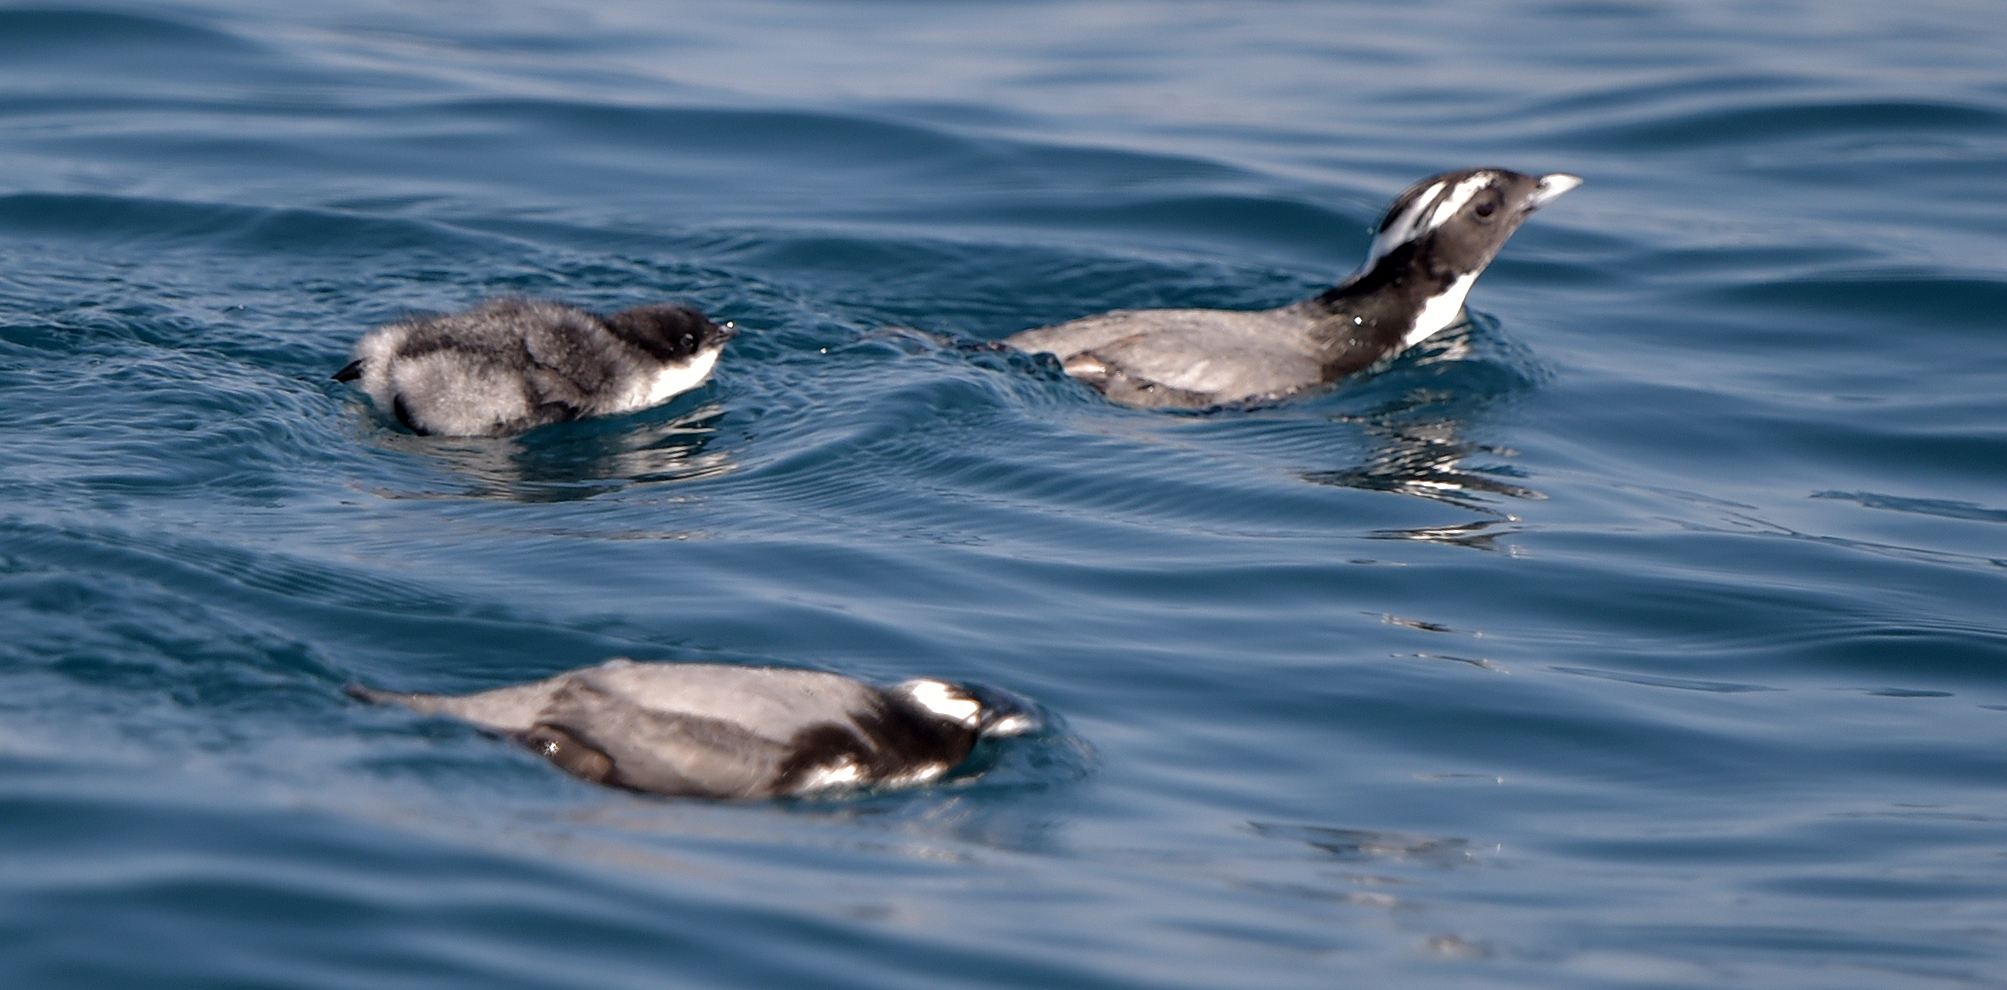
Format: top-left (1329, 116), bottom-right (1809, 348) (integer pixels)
top-left (1306, 416), bottom-right (1541, 509)
top-left (370, 401), bottom-right (733, 502)
top-left (1366, 518), bottom-right (1526, 553)
top-left (1302, 393), bottom-right (1541, 551)
top-left (1301, 316), bottom-right (1545, 541)
top-left (1248, 822), bottom-right (1476, 868)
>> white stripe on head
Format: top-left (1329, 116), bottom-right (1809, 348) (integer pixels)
top-left (1427, 172), bottom-right (1497, 230)
top-left (1367, 172), bottom-right (1502, 268)
top-left (896, 679), bottom-right (982, 727)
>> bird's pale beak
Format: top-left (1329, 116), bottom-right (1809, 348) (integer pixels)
top-left (1525, 173), bottom-right (1583, 211)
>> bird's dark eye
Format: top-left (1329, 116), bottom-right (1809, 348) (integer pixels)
top-left (1474, 200), bottom-right (1497, 219)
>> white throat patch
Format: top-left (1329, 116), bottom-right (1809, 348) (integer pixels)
top-left (617, 342), bottom-right (724, 413)
top-left (1405, 271), bottom-right (1481, 349)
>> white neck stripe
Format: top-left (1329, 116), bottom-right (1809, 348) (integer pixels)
top-left (1405, 271), bottom-right (1481, 349)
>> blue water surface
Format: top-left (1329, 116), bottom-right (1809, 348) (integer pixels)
top-left (3, 2), bottom-right (2006, 987)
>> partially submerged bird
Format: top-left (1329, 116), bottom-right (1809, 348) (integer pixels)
top-left (1003, 168), bottom-right (1581, 409)
top-left (334, 298), bottom-right (734, 436)
top-left (349, 659), bottom-right (1043, 799)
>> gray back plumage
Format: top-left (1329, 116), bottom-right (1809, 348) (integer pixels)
top-left (350, 660), bottom-right (1011, 799)
top-left (1004, 168), bottom-right (1578, 409)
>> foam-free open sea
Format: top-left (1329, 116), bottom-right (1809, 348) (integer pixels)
top-left (4, 2), bottom-right (2006, 987)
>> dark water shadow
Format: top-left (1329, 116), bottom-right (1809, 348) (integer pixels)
top-left (1691, 509), bottom-right (2007, 573)
top-left (1812, 490), bottom-right (2007, 525)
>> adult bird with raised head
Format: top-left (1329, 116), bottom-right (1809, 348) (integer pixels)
top-left (1003, 168), bottom-right (1581, 409)
top-left (334, 298), bottom-right (734, 436)
top-left (349, 659), bottom-right (1044, 799)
